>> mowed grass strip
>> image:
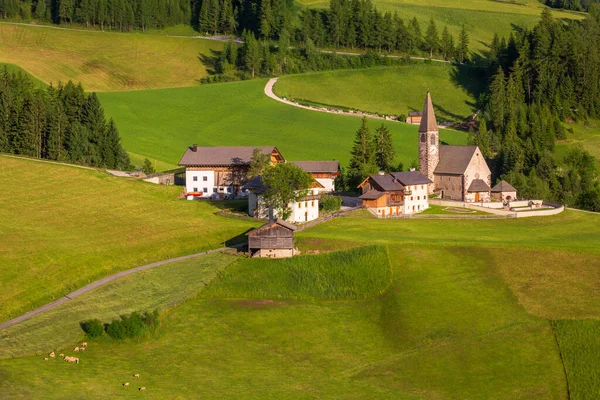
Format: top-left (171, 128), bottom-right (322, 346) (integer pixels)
top-left (0, 156), bottom-right (257, 323)
top-left (275, 64), bottom-right (482, 122)
top-left (0, 245), bottom-right (566, 398)
top-left (98, 79), bottom-right (468, 169)
top-left (0, 24), bottom-right (223, 91)
top-left (552, 319), bottom-right (600, 400)
top-left (203, 245), bottom-right (392, 300)
top-left (0, 253), bottom-right (236, 359)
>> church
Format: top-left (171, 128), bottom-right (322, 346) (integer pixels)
top-left (418, 92), bottom-right (493, 202)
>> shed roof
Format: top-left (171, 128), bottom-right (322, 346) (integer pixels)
top-left (419, 92), bottom-right (438, 133)
top-left (369, 174), bottom-right (404, 191)
top-left (179, 146), bottom-right (282, 167)
top-left (359, 190), bottom-right (385, 200)
top-left (408, 111), bottom-right (422, 117)
top-left (434, 146), bottom-right (479, 175)
top-left (391, 171), bottom-right (433, 186)
top-left (247, 219), bottom-right (297, 236)
top-left (467, 179), bottom-right (491, 192)
top-left (491, 180), bottom-right (517, 193)
top-left (292, 161), bottom-right (339, 173)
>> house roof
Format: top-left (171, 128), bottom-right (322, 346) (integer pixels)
top-left (408, 111), bottom-right (422, 117)
top-left (292, 161), bottom-right (339, 174)
top-left (491, 180), bottom-right (517, 193)
top-left (179, 146), bottom-right (281, 167)
top-left (359, 190), bottom-right (385, 200)
top-left (369, 174), bottom-right (404, 191)
top-left (391, 171), bottom-right (433, 186)
top-left (467, 179), bottom-right (491, 192)
top-left (434, 146), bottom-right (479, 175)
top-left (419, 92), bottom-right (438, 133)
top-left (243, 176), bottom-right (266, 194)
top-left (246, 218), bottom-right (297, 236)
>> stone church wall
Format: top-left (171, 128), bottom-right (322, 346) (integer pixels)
top-left (434, 174), bottom-right (464, 200)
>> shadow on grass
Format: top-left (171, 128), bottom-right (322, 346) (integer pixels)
top-left (225, 228), bottom-right (255, 248)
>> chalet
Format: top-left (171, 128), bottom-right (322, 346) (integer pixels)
top-left (418, 92), bottom-right (494, 202)
top-left (358, 170), bottom-right (432, 217)
top-left (245, 176), bottom-right (323, 223)
top-left (292, 161), bottom-right (339, 192)
top-left (247, 219), bottom-right (297, 258)
top-left (178, 145), bottom-right (285, 199)
top-left (491, 180), bottom-right (518, 202)
top-left (406, 111), bottom-right (422, 125)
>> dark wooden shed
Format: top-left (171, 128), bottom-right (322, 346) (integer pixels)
top-left (247, 219), bottom-right (297, 258)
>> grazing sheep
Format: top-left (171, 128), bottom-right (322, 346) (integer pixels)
top-left (64, 356), bottom-right (79, 364)
top-left (73, 347), bottom-right (80, 352)
top-left (133, 374), bottom-right (140, 378)
top-left (139, 387), bottom-right (146, 391)
top-left (49, 352), bottom-right (55, 358)
top-left (44, 358), bottom-right (49, 361)
top-left (123, 383), bottom-right (129, 387)
top-left (79, 347), bottom-right (85, 352)
top-left (81, 342), bottom-right (88, 347)
top-left (59, 354), bottom-right (65, 358)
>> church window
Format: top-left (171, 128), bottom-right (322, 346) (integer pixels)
top-left (431, 134), bottom-right (436, 143)
top-left (420, 134), bottom-right (426, 142)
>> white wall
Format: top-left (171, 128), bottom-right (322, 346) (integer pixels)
top-left (186, 169), bottom-right (214, 197)
top-left (248, 189), bottom-right (320, 223)
top-left (403, 184), bottom-right (429, 214)
top-left (315, 178), bottom-right (335, 192)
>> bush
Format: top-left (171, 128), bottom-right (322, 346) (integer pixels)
top-left (79, 319), bottom-right (104, 338)
top-left (105, 310), bottom-right (160, 340)
top-left (320, 195), bottom-right (342, 213)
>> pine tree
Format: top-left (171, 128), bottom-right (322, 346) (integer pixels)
top-left (489, 66), bottom-right (507, 131)
top-left (440, 26), bottom-right (453, 60)
top-left (242, 30), bottom-right (260, 78)
top-left (199, 0), bottom-right (219, 35)
top-left (458, 24), bottom-right (469, 63)
top-left (260, 0), bottom-right (272, 38)
top-left (424, 18), bottom-right (439, 58)
top-left (373, 124), bottom-right (395, 172)
top-left (348, 117), bottom-right (377, 186)
top-left (408, 17), bottom-right (421, 53)
top-left (219, 0), bottom-right (236, 35)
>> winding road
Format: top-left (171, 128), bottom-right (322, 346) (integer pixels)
top-left (0, 247), bottom-right (234, 332)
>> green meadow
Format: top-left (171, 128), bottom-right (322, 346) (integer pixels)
top-left (555, 121), bottom-right (600, 169)
top-left (275, 63), bottom-right (482, 122)
top-left (98, 79), bottom-right (468, 170)
top-left (0, 23), bottom-right (223, 91)
top-left (0, 156), bottom-right (258, 323)
top-left (299, 0), bottom-right (583, 54)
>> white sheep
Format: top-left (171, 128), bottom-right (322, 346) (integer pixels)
top-left (49, 352), bottom-right (55, 358)
top-left (139, 387), bottom-right (146, 391)
top-left (123, 382), bottom-right (130, 387)
top-left (133, 374), bottom-right (140, 378)
top-left (73, 347), bottom-right (80, 352)
top-left (81, 342), bottom-right (88, 347)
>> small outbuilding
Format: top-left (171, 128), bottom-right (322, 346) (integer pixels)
top-left (466, 178), bottom-right (491, 202)
top-left (491, 180), bottom-right (518, 202)
top-left (247, 219), bottom-right (297, 258)
top-left (406, 111), bottom-right (422, 125)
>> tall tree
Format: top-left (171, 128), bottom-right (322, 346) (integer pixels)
top-left (348, 117), bottom-right (377, 186)
top-left (458, 24), bottom-right (469, 63)
top-left (261, 163), bottom-right (313, 220)
top-left (373, 124), bottom-right (395, 172)
top-left (424, 17), bottom-right (439, 58)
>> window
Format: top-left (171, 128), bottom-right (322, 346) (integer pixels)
top-left (227, 187), bottom-right (232, 193)
top-left (411, 196), bottom-right (413, 200)
top-left (203, 188), bottom-right (208, 193)
top-left (213, 188), bottom-right (217, 193)
top-left (417, 196), bottom-right (420, 200)
top-left (193, 176), bottom-right (198, 182)
top-left (311, 201), bottom-right (315, 207)
top-left (420, 134), bottom-right (426, 142)
top-left (203, 176), bottom-right (208, 181)
top-left (219, 187), bottom-right (224, 192)
top-left (299, 202), bottom-right (302, 208)
top-left (193, 187), bottom-right (198, 192)
top-left (431, 134), bottom-right (436, 143)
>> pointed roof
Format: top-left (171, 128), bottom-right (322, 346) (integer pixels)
top-left (491, 180), bottom-right (517, 193)
top-left (419, 92), bottom-right (438, 133)
top-left (467, 179), bottom-right (491, 192)
top-left (434, 146), bottom-right (479, 175)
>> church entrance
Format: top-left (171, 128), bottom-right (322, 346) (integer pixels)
top-left (475, 192), bottom-right (480, 202)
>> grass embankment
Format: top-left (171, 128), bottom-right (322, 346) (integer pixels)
top-left (555, 121), bottom-right (600, 169)
top-left (0, 245), bottom-right (567, 398)
top-left (98, 79), bottom-right (469, 169)
top-left (299, 0), bottom-right (582, 54)
top-left (0, 24), bottom-right (223, 91)
top-left (0, 156), bottom-right (258, 323)
top-left (275, 63), bottom-right (482, 122)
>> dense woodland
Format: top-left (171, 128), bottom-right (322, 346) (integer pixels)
top-left (474, 8), bottom-right (600, 210)
top-left (0, 69), bottom-right (130, 169)
top-left (546, 0), bottom-right (600, 11)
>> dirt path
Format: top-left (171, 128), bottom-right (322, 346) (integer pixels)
top-left (0, 247), bottom-right (233, 331)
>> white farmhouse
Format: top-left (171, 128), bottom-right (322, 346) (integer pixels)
top-left (292, 161), bottom-right (339, 192)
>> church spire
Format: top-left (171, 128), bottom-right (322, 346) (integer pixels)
top-left (419, 91), bottom-right (438, 133)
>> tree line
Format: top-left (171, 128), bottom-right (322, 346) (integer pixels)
top-left (473, 8), bottom-right (600, 211)
top-left (545, 0), bottom-right (599, 12)
top-left (0, 68), bottom-right (130, 169)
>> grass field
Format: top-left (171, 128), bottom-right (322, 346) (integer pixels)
top-left (275, 63), bottom-right (482, 122)
top-left (299, 0), bottom-right (582, 54)
top-left (0, 23), bottom-right (222, 91)
top-left (0, 245), bottom-right (568, 398)
top-left (555, 121), bottom-right (600, 169)
top-left (0, 156), bottom-right (258, 323)
top-left (98, 79), bottom-right (469, 170)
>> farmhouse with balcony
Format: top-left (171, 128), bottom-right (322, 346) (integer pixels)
top-left (418, 92), bottom-right (496, 202)
top-left (247, 219), bottom-right (297, 258)
top-left (245, 176), bottom-right (323, 223)
top-left (178, 145), bottom-right (285, 199)
top-left (358, 170), bottom-right (432, 217)
top-left (292, 161), bottom-right (339, 192)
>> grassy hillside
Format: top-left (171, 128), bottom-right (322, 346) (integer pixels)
top-left (275, 63), bottom-right (482, 122)
top-left (298, 0), bottom-right (582, 54)
top-left (555, 121), bottom-right (600, 169)
top-left (0, 245), bottom-right (567, 398)
top-left (98, 79), bottom-right (469, 170)
top-left (0, 24), bottom-right (222, 91)
top-left (0, 156), bottom-right (257, 323)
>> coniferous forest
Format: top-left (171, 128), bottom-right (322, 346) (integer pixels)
top-left (0, 69), bottom-right (131, 169)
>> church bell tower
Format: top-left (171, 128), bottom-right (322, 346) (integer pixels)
top-left (418, 91), bottom-right (439, 193)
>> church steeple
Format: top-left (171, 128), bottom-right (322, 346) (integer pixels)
top-left (418, 91), bottom-right (439, 194)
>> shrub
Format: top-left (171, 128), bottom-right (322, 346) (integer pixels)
top-left (105, 310), bottom-right (160, 340)
top-left (79, 319), bottom-right (104, 338)
top-left (320, 195), bottom-right (342, 213)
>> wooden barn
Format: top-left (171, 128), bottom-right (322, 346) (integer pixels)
top-left (406, 111), bottom-right (422, 125)
top-left (247, 219), bottom-right (297, 258)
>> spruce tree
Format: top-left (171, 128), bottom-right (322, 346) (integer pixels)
top-left (424, 18), bottom-right (439, 58)
top-left (373, 124), bottom-right (395, 172)
top-left (219, 0), bottom-right (236, 35)
top-left (348, 117), bottom-right (377, 186)
top-left (260, 0), bottom-right (273, 38)
top-left (489, 66), bottom-right (507, 131)
top-left (242, 31), bottom-right (260, 78)
top-left (441, 26), bottom-right (453, 60)
top-left (458, 24), bottom-right (469, 63)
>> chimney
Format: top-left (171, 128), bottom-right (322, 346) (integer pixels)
top-left (378, 171), bottom-right (385, 175)
top-left (410, 167), bottom-right (415, 172)
top-left (192, 144), bottom-right (198, 152)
